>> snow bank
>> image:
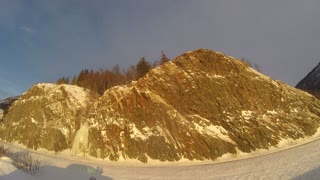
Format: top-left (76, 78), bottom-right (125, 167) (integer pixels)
top-left (2, 134), bottom-right (320, 179)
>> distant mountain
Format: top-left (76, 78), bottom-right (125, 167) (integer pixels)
top-left (0, 96), bottom-right (20, 110)
top-left (296, 63), bottom-right (320, 98)
top-left (0, 89), bottom-right (16, 102)
top-left (1, 49), bottom-right (320, 163)
top-left (0, 96), bottom-right (20, 119)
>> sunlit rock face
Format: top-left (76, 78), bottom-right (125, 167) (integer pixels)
top-left (2, 49), bottom-right (320, 163)
top-left (0, 84), bottom-right (92, 151)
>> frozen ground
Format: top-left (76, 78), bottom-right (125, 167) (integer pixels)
top-left (1, 137), bottom-right (320, 180)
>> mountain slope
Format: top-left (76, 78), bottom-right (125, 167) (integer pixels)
top-left (1, 49), bottom-right (320, 163)
top-left (90, 49), bottom-right (320, 162)
top-left (0, 84), bottom-right (92, 151)
top-left (296, 63), bottom-right (320, 98)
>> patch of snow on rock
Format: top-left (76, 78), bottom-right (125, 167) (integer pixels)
top-left (62, 84), bottom-right (89, 106)
top-left (241, 110), bottom-right (253, 120)
top-left (206, 74), bottom-right (225, 79)
top-left (290, 108), bottom-right (299, 113)
top-left (207, 125), bottom-right (234, 143)
top-left (267, 110), bottom-right (278, 115)
top-left (129, 123), bottom-right (147, 141)
top-left (31, 118), bottom-right (37, 124)
top-left (36, 83), bottom-right (90, 107)
top-left (190, 114), bottom-right (234, 143)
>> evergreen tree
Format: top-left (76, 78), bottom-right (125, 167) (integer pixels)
top-left (71, 75), bottom-right (77, 85)
top-left (159, 51), bottom-right (169, 65)
top-left (77, 69), bottom-right (90, 83)
top-left (55, 54), bottom-right (165, 95)
top-left (56, 77), bottom-right (69, 84)
top-left (125, 65), bottom-right (137, 83)
top-left (136, 57), bottom-right (151, 79)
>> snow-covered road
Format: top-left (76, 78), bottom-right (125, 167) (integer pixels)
top-left (1, 138), bottom-right (320, 180)
top-left (102, 138), bottom-right (320, 180)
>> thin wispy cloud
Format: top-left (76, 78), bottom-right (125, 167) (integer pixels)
top-left (19, 26), bottom-right (36, 33)
top-left (0, 0), bottom-right (320, 99)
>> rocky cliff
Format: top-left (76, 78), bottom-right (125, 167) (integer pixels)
top-left (1, 49), bottom-right (320, 163)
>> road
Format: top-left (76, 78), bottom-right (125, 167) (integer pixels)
top-left (1, 138), bottom-right (320, 179)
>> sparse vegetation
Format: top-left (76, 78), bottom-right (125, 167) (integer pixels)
top-left (240, 57), bottom-right (262, 72)
top-left (0, 145), bottom-right (41, 176)
top-left (11, 152), bottom-right (41, 176)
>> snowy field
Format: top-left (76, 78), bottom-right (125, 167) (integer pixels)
top-left (1, 137), bottom-right (320, 180)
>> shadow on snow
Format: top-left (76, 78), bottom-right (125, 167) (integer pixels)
top-left (292, 166), bottom-right (320, 180)
top-left (0, 163), bottom-right (113, 180)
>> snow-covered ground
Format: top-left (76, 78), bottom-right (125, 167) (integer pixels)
top-left (1, 136), bottom-right (320, 180)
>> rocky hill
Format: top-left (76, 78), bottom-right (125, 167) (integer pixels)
top-left (296, 63), bottom-right (320, 99)
top-left (0, 84), bottom-right (92, 151)
top-left (1, 49), bottom-right (320, 163)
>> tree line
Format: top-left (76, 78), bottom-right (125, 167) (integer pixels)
top-left (56, 51), bottom-right (170, 95)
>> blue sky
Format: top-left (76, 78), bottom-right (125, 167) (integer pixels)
top-left (1, 0), bottom-right (320, 99)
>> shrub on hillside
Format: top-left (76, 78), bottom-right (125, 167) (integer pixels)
top-left (0, 145), bottom-right (40, 176)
